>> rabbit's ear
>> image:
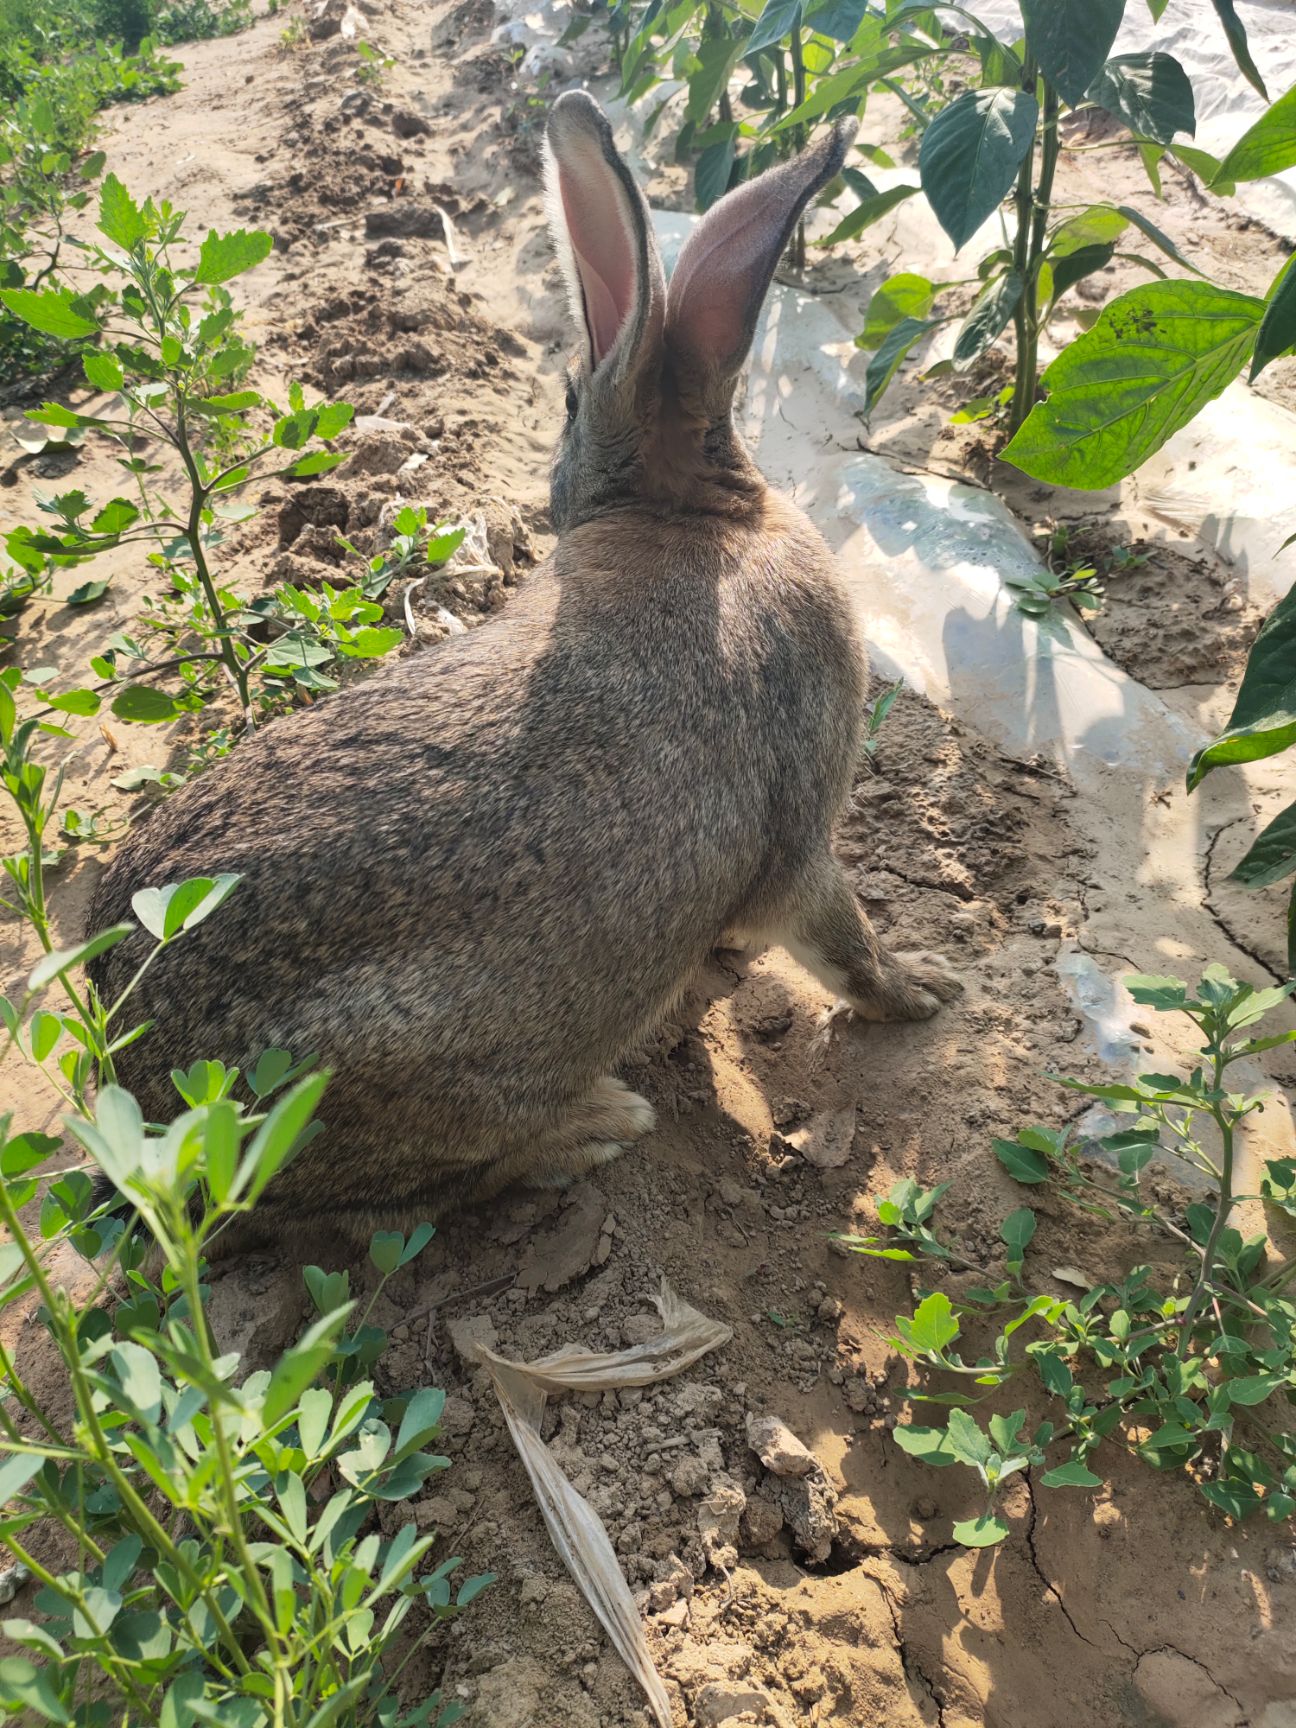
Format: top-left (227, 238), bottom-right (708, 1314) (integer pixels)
top-left (545, 92), bottom-right (665, 377)
top-left (666, 118), bottom-right (857, 405)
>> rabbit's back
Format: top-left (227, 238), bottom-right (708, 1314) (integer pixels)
top-left (88, 496), bottom-right (863, 1224)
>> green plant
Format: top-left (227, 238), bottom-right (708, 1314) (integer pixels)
top-left (0, 680), bottom-right (491, 1721)
top-left (615, 0), bottom-right (1293, 444)
top-left (354, 39), bottom-right (394, 85)
top-left (1, 175), bottom-right (410, 726)
top-left (860, 674), bottom-right (901, 764)
top-left (1188, 566), bottom-right (1296, 973)
top-left (338, 507), bottom-right (467, 603)
top-left (1005, 523), bottom-right (1103, 618)
top-left (842, 965), bottom-right (1296, 1545)
top-left (1, 4), bottom-right (181, 376)
top-left (153, 0), bottom-right (252, 45)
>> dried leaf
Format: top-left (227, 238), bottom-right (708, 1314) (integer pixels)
top-left (453, 1282), bottom-right (730, 1726)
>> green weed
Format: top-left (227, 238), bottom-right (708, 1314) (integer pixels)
top-left (843, 966), bottom-right (1296, 1544)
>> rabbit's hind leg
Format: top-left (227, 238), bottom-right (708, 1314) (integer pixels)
top-left (783, 854), bottom-right (962, 1022)
top-left (498, 1075), bottom-right (657, 1193)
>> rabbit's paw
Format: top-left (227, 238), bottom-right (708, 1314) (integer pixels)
top-left (859, 950), bottom-right (962, 1022)
top-left (527, 1140), bottom-right (632, 1189)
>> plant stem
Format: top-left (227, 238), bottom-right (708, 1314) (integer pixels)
top-left (791, 22), bottom-right (807, 270)
top-left (1176, 1051), bottom-right (1234, 1358)
top-left (174, 403), bottom-right (250, 711)
top-left (1008, 54), bottom-right (1039, 435)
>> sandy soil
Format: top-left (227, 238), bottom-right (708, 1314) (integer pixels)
top-left (2, 6), bottom-right (1295, 1727)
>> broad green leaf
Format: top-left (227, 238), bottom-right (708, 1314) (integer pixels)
top-left (821, 183), bottom-right (920, 247)
top-left (1261, 1157), bottom-right (1296, 1216)
top-left (1125, 973), bottom-right (1188, 1009)
top-left (111, 685), bottom-right (183, 724)
top-left (1174, 143), bottom-right (1229, 188)
top-left (68, 579), bottom-right (109, 606)
top-left (897, 1290), bottom-right (960, 1355)
top-left (1049, 207), bottom-right (1129, 255)
top-left (395, 1387), bottom-right (446, 1458)
top-left (945, 1406), bottom-right (991, 1467)
top-left (685, 37), bottom-right (741, 125)
top-left (1230, 801), bottom-right (1296, 891)
top-left (1040, 1460), bottom-right (1103, 1488)
top-left (746, 0), bottom-right (801, 56)
top-left (90, 498), bottom-right (140, 536)
top-left (1252, 254), bottom-right (1296, 382)
top-left (1021, 0), bottom-right (1125, 107)
top-left (1188, 585), bottom-right (1296, 787)
top-left (891, 1424), bottom-right (959, 1466)
top-left (193, 228), bottom-right (274, 286)
top-left (1209, 0), bottom-right (1268, 101)
top-left (999, 1206), bottom-right (1036, 1258)
top-left (400, 1222), bottom-right (436, 1265)
top-left (919, 88), bottom-right (1038, 250)
top-left (110, 1341), bottom-right (162, 1423)
top-left (194, 389), bottom-right (263, 412)
top-left (83, 351), bottom-right (124, 392)
top-left (370, 1231), bottom-right (403, 1275)
top-left (953, 268), bottom-right (1022, 368)
top-left (862, 315), bottom-right (935, 415)
top-left (993, 1137), bottom-right (1050, 1184)
top-left (857, 273), bottom-right (935, 349)
top-left (769, 60), bottom-right (872, 134)
top-left (804, 0), bottom-right (870, 39)
top-left (46, 688), bottom-right (100, 716)
top-left (161, 872), bottom-right (241, 939)
top-left (99, 174), bottom-right (147, 250)
top-left (285, 450), bottom-right (346, 479)
top-left (1217, 82), bottom-right (1296, 184)
top-left (952, 1512), bottom-right (1010, 1547)
top-left (1226, 1372), bottom-right (1288, 1405)
top-left (1088, 52), bottom-right (1195, 146)
top-left (1048, 243), bottom-right (1116, 306)
top-left (0, 289), bottom-right (98, 340)
top-left (1001, 280), bottom-right (1263, 490)
top-left (988, 1410), bottom-right (1026, 1455)
top-left (695, 132), bottom-right (737, 212)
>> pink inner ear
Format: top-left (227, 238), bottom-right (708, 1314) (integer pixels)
top-left (559, 161), bottom-right (637, 367)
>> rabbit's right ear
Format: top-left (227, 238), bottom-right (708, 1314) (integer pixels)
top-left (666, 118), bottom-right (857, 413)
top-left (544, 92), bottom-right (665, 381)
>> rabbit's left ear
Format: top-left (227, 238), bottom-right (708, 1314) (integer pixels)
top-left (545, 91), bottom-right (665, 377)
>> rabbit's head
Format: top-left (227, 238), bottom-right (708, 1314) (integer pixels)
top-left (544, 91), bottom-right (855, 529)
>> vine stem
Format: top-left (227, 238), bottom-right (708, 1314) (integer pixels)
top-left (1008, 52), bottom-right (1039, 434)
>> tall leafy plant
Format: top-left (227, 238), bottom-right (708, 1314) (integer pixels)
top-left (1187, 570), bottom-right (1296, 973)
top-left (611, 0), bottom-right (1292, 441)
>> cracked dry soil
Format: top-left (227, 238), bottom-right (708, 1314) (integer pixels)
top-left (2, 2), bottom-right (1296, 1726)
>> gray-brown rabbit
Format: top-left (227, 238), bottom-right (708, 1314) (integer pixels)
top-left (87, 92), bottom-right (959, 1254)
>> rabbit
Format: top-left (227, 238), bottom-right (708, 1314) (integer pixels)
top-left (86, 91), bottom-right (959, 1256)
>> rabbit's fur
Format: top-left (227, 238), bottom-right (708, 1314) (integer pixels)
top-left (87, 94), bottom-right (959, 1254)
